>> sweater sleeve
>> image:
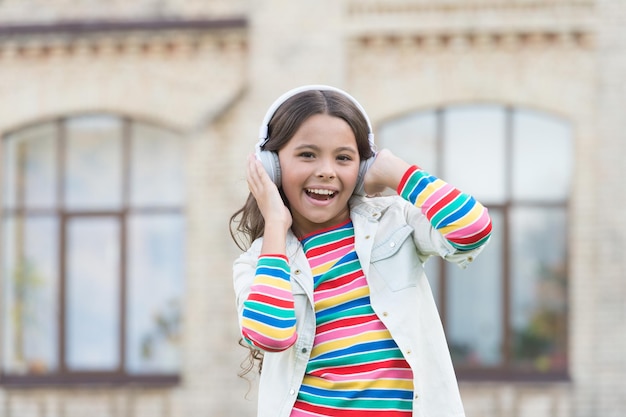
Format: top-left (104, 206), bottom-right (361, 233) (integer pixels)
top-left (397, 165), bottom-right (492, 252)
top-left (240, 254), bottom-right (298, 352)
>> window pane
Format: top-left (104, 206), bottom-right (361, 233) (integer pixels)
top-left (3, 123), bottom-right (57, 209)
top-left (510, 207), bottom-right (567, 372)
top-left (66, 217), bottom-right (120, 370)
top-left (377, 111), bottom-right (438, 174)
top-left (127, 214), bottom-right (184, 373)
top-left (130, 124), bottom-right (185, 207)
top-left (65, 116), bottom-right (123, 210)
top-left (2, 216), bottom-right (59, 374)
top-left (512, 109), bottom-right (572, 202)
top-left (443, 105), bottom-right (507, 203)
top-left (447, 209), bottom-right (504, 367)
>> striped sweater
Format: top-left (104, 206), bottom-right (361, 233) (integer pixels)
top-left (291, 219), bottom-right (413, 416)
top-left (240, 166), bottom-right (491, 415)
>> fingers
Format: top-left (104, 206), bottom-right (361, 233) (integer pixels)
top-left (246, 153), bottom-right (278, 204)
top-left (245, 154), bottom-right (291, 228)
top-left (246, 154), bottom-right (267, 196)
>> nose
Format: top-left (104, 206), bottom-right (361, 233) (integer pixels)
top-left (316, 158), bottom-right (336, 179)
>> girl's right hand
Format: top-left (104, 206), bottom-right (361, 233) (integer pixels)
top-left (246, 154), bottom-right (292, 234)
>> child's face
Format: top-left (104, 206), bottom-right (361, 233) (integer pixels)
top-left (278, 113), bottom-right (360, 237)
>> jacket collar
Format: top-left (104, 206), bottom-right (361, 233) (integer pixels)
top-left (283, 195), bottom-right (398, 297)
top-left (349, 194), bottom-right (396, 220)
top-left (284, 196), bottom-right (393, 239)
top-left (284, 195), bottom-right (397, 248)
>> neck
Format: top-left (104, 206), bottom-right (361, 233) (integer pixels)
top-left (291, 206), bottom-right (351, 240)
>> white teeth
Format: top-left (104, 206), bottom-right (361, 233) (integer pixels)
top-left (307, 189), bottom-right (335, 196)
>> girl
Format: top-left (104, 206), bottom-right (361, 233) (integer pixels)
top-left (230, 85), bottom-right (492, 417)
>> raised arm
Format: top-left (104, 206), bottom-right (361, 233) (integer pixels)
top-left (397, 166), bottom-right (491, 251)
top-left (364, 149), bottom-right (492, 252)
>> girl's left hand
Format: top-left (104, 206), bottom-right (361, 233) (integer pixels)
top-left (362, 149), bottom-right (411, 196)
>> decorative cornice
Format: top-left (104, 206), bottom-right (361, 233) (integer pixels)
top-left (345, 0), bottom-right (595, 49)
top-left (0, 17), bottom-right (248, 59)
top-left (350, 30), bottom-right (594, 51)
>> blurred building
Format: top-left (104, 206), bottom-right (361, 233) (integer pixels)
top-left (0, 0), bottom-right (624, 416)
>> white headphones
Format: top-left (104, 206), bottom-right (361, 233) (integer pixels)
top-left (255, 84), bottom-right (376, 195)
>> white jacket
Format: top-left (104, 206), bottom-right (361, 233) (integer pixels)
top-left (233, 194), bottom-right (487, 417)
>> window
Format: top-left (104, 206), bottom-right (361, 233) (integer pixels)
top-left (1, 115), bottom-right (185, 385)
top-left (378, 105), bottom-right (571, 380)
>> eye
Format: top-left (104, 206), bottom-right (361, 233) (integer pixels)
top-left (298, 151), bottom-right (315, 159)
top-left (337, 154), bottom-right (354, 162)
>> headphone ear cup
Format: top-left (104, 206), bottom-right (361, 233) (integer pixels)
top-left (355, 156), bottom-right (375, 196)
top-left (256, 149), bottom-right (282, 187)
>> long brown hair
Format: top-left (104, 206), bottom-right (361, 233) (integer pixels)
top-left (230, 88), bottom-right (373, 376)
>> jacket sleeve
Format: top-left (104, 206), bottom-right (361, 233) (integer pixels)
top-left (233, 248), bottom-right (297, 352)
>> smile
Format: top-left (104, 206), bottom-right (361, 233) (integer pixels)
top-left (305, 188), bottom-right (337, 200)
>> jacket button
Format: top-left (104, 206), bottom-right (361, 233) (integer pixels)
top-left (365, 235), bottom-right (371, 240)
top-left (294, 269), bottom-right (301, 275)
top-left (289, 389), bottom-right (295, 395)
top-left (382, 312), bottom-right (388, 317)
top-left (301, 347), bottom-right (307, 353)
top-left (373, 212), bottom-right (379, 217)
top-left (414, 393), bottom-right (419, 399)
top-left (389, 241), bottom-right (396, 248)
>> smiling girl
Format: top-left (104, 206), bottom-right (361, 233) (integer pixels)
top-left (230, 85), bottom-right (492, 417)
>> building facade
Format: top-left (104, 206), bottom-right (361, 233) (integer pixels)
top-left (1, 0), bottom-right (625, 416)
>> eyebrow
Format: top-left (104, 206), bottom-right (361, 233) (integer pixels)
top-left (294, 144), bottom-right (358, 154)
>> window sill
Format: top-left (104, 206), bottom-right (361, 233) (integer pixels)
top-left (0, 373), bottom-right (180, 389)
top-left (456, 368), bottom-right (570, 383)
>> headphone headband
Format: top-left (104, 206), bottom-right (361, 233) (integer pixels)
top-left (257, 84), bottom-right (375, 150)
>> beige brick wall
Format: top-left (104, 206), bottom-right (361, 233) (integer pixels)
top-left (575, 1), bottom-right (626, 416)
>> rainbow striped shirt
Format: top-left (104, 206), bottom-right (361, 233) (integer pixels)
top-left (291, 219), bottom-right (414, 417)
